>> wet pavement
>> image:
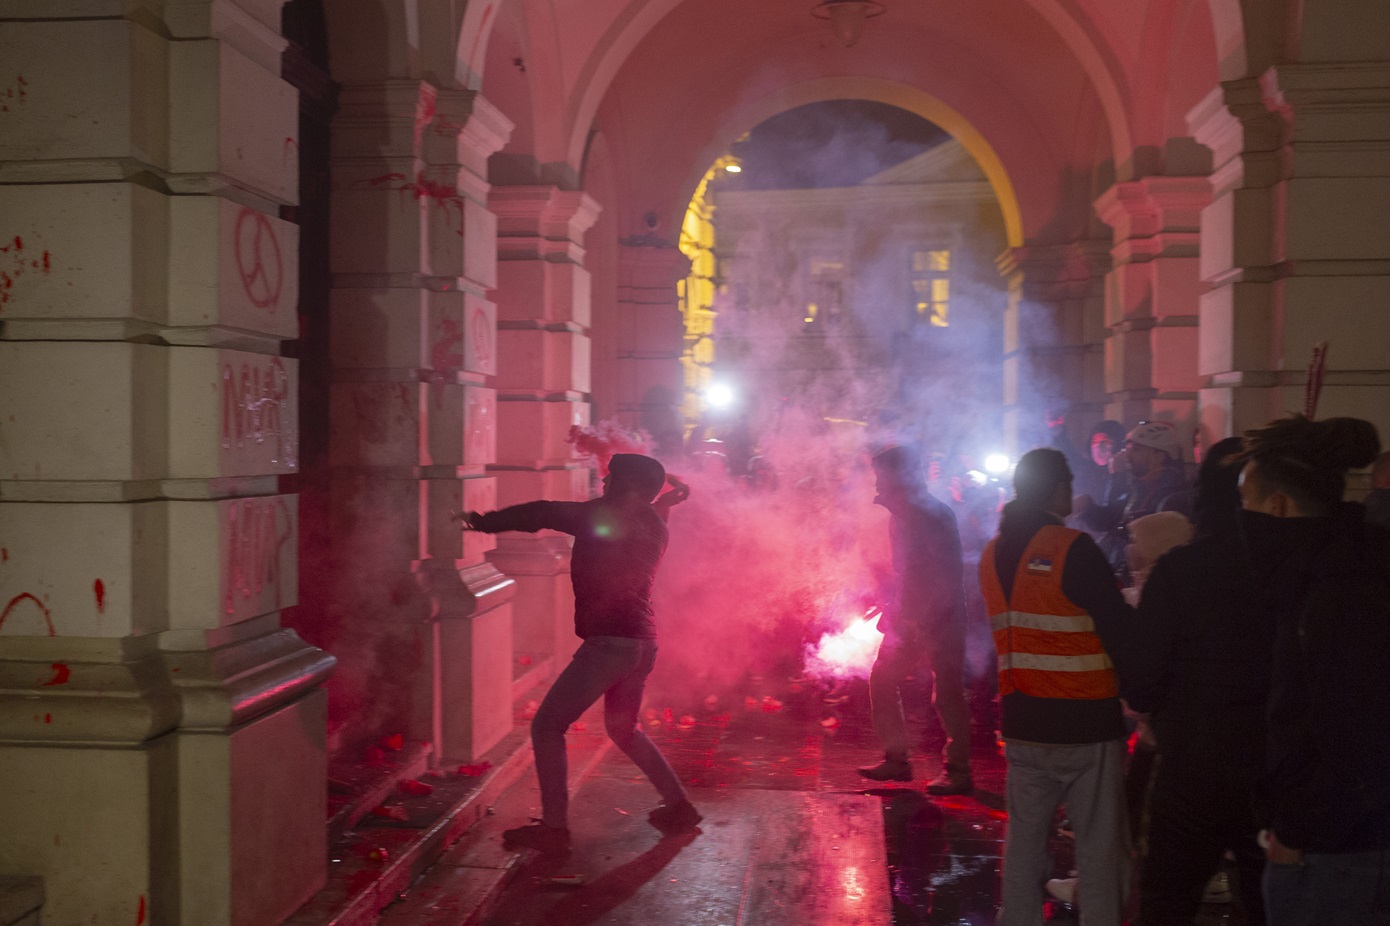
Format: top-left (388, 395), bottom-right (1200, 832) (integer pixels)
top-left (384, 676), bottom-right (1249, 925)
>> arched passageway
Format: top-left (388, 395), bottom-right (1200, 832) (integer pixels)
top-left (0, 0), bottom-right (1387, 921)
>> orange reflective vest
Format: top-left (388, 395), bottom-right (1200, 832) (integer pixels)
top-left (979, 524), bottom-right (1119, 700)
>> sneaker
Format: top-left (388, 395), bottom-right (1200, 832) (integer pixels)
top-left (857, 758), bottom-right (913, 782)
top-left (1202, 871), bottom-right (1232, 904)
top-left (648, 800), bottom-right (703, 834)
top-left (924, 766), bottom-right (973, 795)
top-left (1045, 877), bottom-right (1078, 905)
top-left (502, 821), bottom-right (571, 853)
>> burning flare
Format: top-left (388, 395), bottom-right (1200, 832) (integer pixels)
top-left (804, 608), bottom-right (883, 680)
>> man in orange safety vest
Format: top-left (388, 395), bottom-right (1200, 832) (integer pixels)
top-left (980, 448), bottom-right (1136, 925)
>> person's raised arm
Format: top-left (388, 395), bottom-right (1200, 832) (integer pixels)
top-left (651, 474), bottom-right (690, 524)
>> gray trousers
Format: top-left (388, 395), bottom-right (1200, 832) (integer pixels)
top-left (531, 636), bottom-right (688, 828)
top-left (999, 739), bottom-right (1130, 926)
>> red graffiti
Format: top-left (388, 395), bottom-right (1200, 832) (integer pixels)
top-left (136, 895), bottom-right (146, 925)
top-left (42, 663), bottom-right (70, 686)
top-left (0, 75), bottom-right (26, 113)
top-left (233, 208), bottom-right (283, 309)
top-left (223, 497), bottom-right (292, 616)
top-left (221, 358), bottom-right (296, 467)
top-left (0, 234), bottom-right (51, 309)
top-left (94, 578), bottom-right (105, 613)
top-left (471, 306), bottom-right (492, 370)
top-left (431, 318), bottom-right (464, 370)
top-left (0, 592), bottom-right (56, 635)
top-left (366, 173), bottom-right (466, 236)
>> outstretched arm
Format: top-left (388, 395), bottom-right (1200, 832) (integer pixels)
top-left (457, 501), bottom-right (587, 535)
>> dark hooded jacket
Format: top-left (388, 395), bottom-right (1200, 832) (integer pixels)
top-left (1244, 504), bottom-right (1390, 853)
top-left (1124, 513), bottom-right (1273, 784)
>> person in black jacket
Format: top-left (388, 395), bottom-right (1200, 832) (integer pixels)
top-left (856, 445), bottom-right (973, 795)
top-left (1236, 415), bottom-right (1389, 926)
top-left (460, 453), bottom-right (699, 852)
top-left (1125, 437), bottom-right (1270, 925)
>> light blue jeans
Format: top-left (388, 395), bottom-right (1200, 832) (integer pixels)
top-left (1264, 849), bottom-right (1390, 926)
top-left (532, 636), bottom-right (687, 828)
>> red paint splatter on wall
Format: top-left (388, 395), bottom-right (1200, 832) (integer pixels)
top-left (431, 318), bottom-right (464, 370)
top-left (94, 578), bottom-right (105, 613)
top-left (43, 713), bottom-right (52, 724)
top-left (233, 208), bottom-right (283, 310)
top-left (0, 233), bottom-right (51, 309)
top-left (41, 663), bottom-right (70, 686)
top-left (365, 173), bottom-right (467, 236)
top-left (1, 548), bottom-right (7, 562)
top-left (136, 894), bottom-right (146, 924)
top-left (0, 592), bottom-right (56, 635)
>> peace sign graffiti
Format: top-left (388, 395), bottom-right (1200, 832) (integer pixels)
top-left (234, 208), bottom-right (283, 310)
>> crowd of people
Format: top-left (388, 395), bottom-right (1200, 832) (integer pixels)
top-left (456, 411), bottom-right (1389, 926)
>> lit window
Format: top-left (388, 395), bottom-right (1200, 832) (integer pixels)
top-left (806, 257), bottom-right (845, 328)
top-left (911, 249), bottom-right (950, 327)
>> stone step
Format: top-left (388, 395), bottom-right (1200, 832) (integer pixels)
top-left (286, 665), bottom-right (612, 926)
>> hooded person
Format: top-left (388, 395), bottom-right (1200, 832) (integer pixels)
top-left (460, 452), bottom-right (699, 851)
top-left (979, 448), bottom-right (1137, 925)
top-left (1233, 416), bottom-right (1389, 925)
top-left (1122, 431), bottom-right (1275, 926)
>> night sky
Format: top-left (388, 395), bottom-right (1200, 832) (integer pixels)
top-left (727, 100), bottom-right (949, 191)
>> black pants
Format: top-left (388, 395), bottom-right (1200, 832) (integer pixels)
top-left (1140, 753), bottom-right (1266, 925)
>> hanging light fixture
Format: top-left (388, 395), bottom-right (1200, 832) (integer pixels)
top-left (811, 0), bottom-right (887, 48)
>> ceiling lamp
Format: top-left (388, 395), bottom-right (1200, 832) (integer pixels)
top-left (811, 0), bottom-right (886, 48)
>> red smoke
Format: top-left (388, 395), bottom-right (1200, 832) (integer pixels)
top-left (566, 421), bottom-right (650, 474)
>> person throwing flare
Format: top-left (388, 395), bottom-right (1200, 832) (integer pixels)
top-left (459, 453), bottom-right (698, 852)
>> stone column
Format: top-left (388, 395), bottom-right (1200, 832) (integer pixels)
top-left (487, 187), bottom-right (600, 664)
top-left (1094, 177), bottom-right (1210, 439)
top-left (329, 82), bottom-right (516, 763)
top-left (613, 244), bottom-right (691, 433)
top-left (1189, 62), bottom-right (1390, 440)
top-left (995, 241), bottom-right (1110, 450)
top-left (0, 5), bottom-right (333, 925)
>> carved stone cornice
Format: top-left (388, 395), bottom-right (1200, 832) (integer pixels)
top-left (489, 186), bottom-right (602, 262)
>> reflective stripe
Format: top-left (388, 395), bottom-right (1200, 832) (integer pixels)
top-left (999, 651), bottom-right (1114, 673)
top-left (990, 610), bottom-right (1096, 633)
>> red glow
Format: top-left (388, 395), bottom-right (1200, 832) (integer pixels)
top-left (565, 421), bottom-right (648, 475)
top-left (380, 733), bottom-right (404, 751)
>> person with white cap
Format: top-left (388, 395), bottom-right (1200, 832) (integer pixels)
top-left (1075, 421), bottom-right (1191, 583)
